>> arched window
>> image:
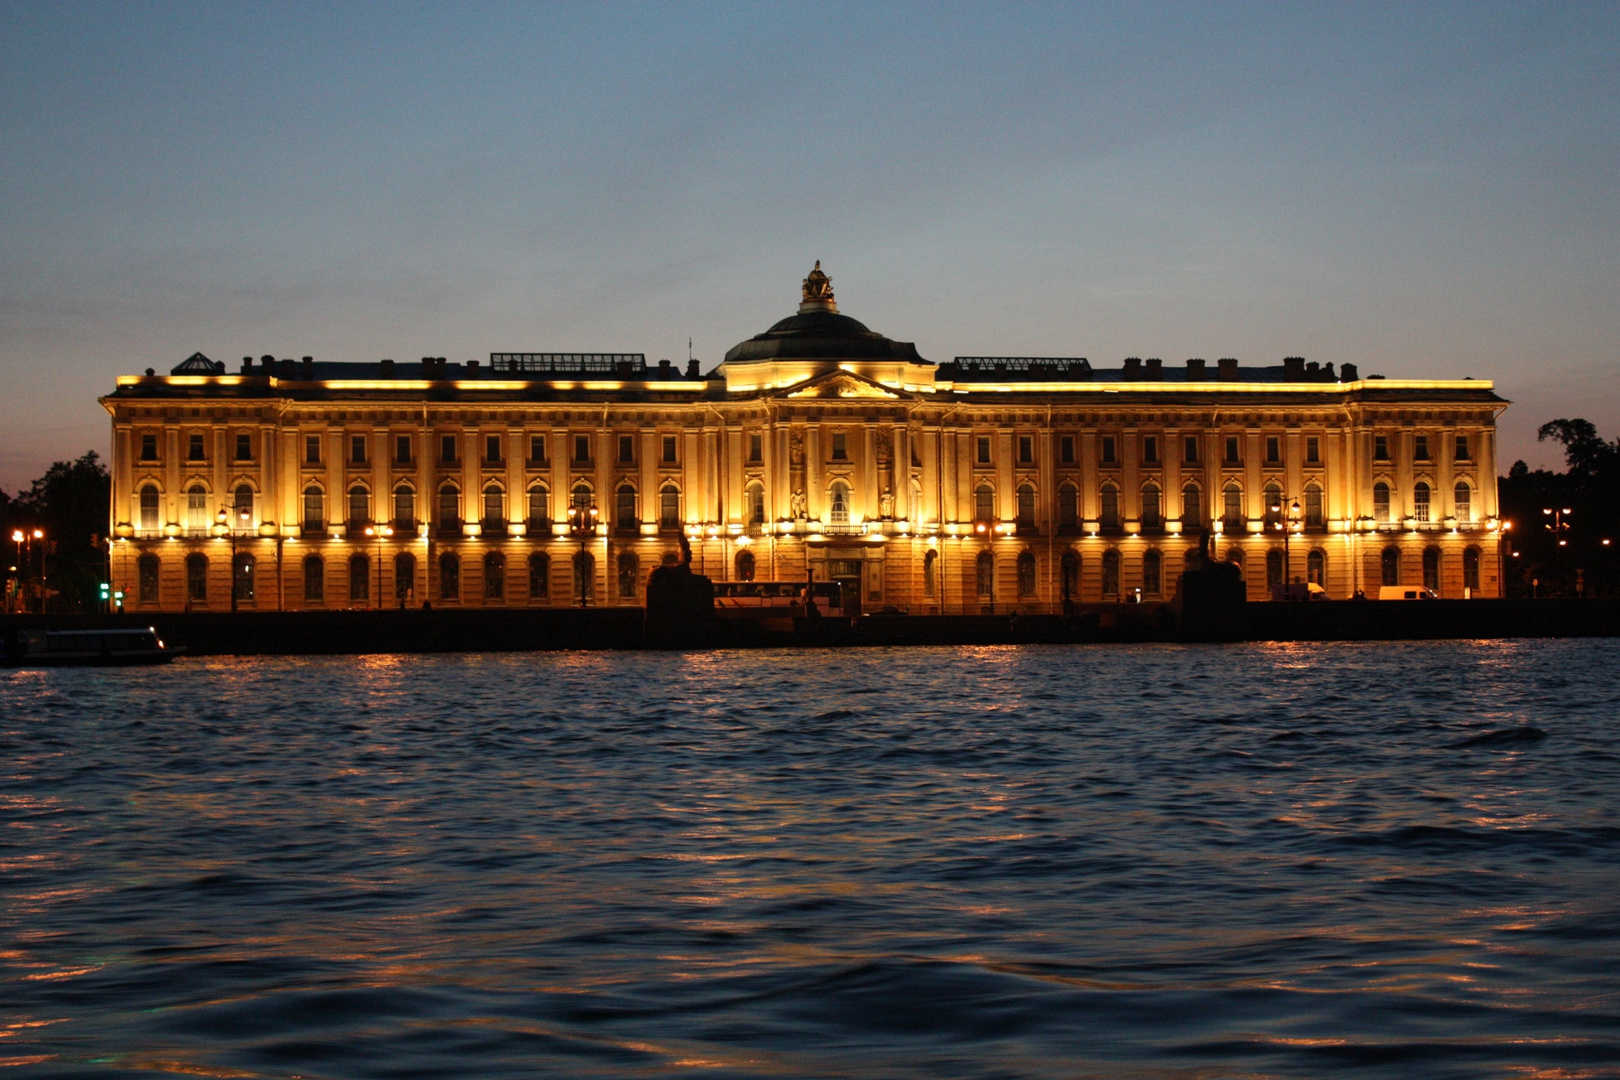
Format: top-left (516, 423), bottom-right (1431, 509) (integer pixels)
top-left (974, 483), bottom-right (994, 522)
top-left (1266, 548), bottom-right (1284, 590)
top-left (1060, 551), bottom-right (1079, 601)
top-left (975, 550), bottom-right (994, 597)
top-left (232, 554), bottom-right (254, 603)
top-left (572, 482), bottom-right (593, 511)
top-left (139, 484), bottom-right (161, 532)
top-left (746, 482), bottom-right (765, 526)
top-left (1058, 482), bottom-right (1079, 530)
top-left (349, 554), bottom-right (370, 603)
top-left (909, 478), bottom-right (923, 522)
top-left (1100, 484), bottom-right (1120, 530)
top-left (1307, 549), bottom-right (1326, 587)
top-left (1414, 482), bottom-right (1431, 523)
top-left (528, 552), bottom-right (549, 599)
top-left (1181, 484), bottom-right (1202, 527)
top-left (484, 551), bottom-right (505, 600)
top-left (735, 549), bottom-right (755, 582)
top-left (1374, 481), bottom-right (1391, 523)
top-left (573, 550), bottom-right (595, 603)
top-left (829, 481), bottom-right (851, 525)
top-left (1016, 484), bottom-right (1036, 529)
top-left (301, 555), bottom-right (324, 602)
top-left (1423, 546), bottom-right (1440, 592)
top-left (616, 483), bottom-right (637, 530)
top-left (1454, 481), bottom-right (1472, 522)
top-left (187, 485), bottom-right (209, 532)
top-left (1304, 483), bottom-right (1323, 529)
top-left (1143, 549), bottom-right (1162, 596)
top-left (233, 485), bottom-right (254, 530)
top-left (1463, 546), bottom-right (1481, 593)
top-left (1141, 483), bottom-right (1162, 530)
top-left (303, 485), bottom-right (325, 531)
top-left (923, 549), bottom-right (938, 597)
top-left (1381, 546), bottom-right (1400, 587)
top-left (660, 484), bottom-right (680, 530)
top-left (348, 484), bottom-right (370, 527)
top-left (527, 483), bottom-right (550, 527)
top-left (1101, 549), bottom-right (1120, 598)
top-left (394, 485), bottom-right (416, 529)
top-left (1226, 548), bottom-right (1245, 579)
top-left (617, 552), bottom-right (640, 598)
top-left (1016, 550), bottom-right (1036, 596)
top-left (483, 483), bottom-right (505, 526)
top-left (1222, 483), bottom-right (1243, 529)
top-left (1263, 481), bottom-right (1284, 528)
top-left (138, 554), bottom-right (160, 603)
top-left (439, 552), bottom-right (460, 600)
top-left (437, 484), bottom-right (460, 529)
top-left (185, 553), bottom-right (207, 603)
top-left (395, 553), bottom-right (416, 604)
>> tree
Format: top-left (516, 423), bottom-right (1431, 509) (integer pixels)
top-left (1499, 420), bottom-right (1618, 598)
top-left (0, 451), bottom-right (111, 612)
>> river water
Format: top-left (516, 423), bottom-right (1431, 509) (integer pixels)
top-left (3, 641), bottom-right (1618, 1078)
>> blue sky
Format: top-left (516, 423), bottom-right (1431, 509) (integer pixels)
top-left (2, 1), bottom-right (1616, 489)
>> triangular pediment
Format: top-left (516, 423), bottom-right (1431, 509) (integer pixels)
top-left (783, 370), bottom-right (900, 399)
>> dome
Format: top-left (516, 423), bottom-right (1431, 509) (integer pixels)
top-left (722, 263), bottom-right (929, 365)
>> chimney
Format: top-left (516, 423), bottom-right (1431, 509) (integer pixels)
top-left (1305, 361), bottom-right (1320, 379)
top-left (1339, 362), bottom-right (1358, 382)
top-left (241, 356), bottom-right (254, 373)
top-left (261, 354), bottom-right (274, 367)
top-left (466, 359), bottom-right (480, 378)
top-left (301, 356), bottom-right (314, 380)
top-left (1145, 357), bottom-right (1163, 379)
top-left (1217, 357), bottom-right (1238, 380)
top-left (380, 358), bottom-right (395, 378)
top-left (1323, 362), bottom-right (1336, 381)
top-left (280, 358), bottom-right (296, 379)
top-left (1283, 356), bottom-right (1305, 381)
top-left (687, 359), bottom-right (701, 378)
top-left (1186, 358), bottom-right (1206, 381)
top-left (658, 359), bottom-right (673, 379)
top-left (1123, 357), bottom-right (1142, 379)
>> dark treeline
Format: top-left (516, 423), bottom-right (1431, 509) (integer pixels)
top-left (1, 451), bottom-right (111, 612)
top-left (1499, 420), bottom-right (1619, 598)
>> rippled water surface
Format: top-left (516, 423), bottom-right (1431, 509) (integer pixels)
top-left (4, 641), bottom-right (1619, 1078)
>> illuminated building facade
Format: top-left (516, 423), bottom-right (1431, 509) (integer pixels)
top-left (102, 264), bottom-right (1507, 613)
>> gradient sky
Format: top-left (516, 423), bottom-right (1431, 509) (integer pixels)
top-left (2, 1), bottom-right (1616, 491)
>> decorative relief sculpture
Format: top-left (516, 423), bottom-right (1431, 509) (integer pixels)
top-left (790, 489), bottom-right (808, 520)
top-left (875, 429), bottom-right (893, 463)
top-left (879, 487), bottom-right (896, 520)
top-left (790, 431), bottom-right (805, 466)
top-left (801, 260), bottom-right (835, 304)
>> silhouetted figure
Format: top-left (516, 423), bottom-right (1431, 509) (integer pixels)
top-left (643, 534), bottom-right (718, 647)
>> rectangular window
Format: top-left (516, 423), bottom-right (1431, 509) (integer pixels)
top-left (1306, 436), bottom-right (1320, 464)
top-left (305, 435), bottom-right (321, 464)
top-left (1142, 436), bottom-right (1158, 464)
top-left (235, 434), bottom-right (252, 461)
top-left (1225, 436), bottom-right (1240, 465)
top-left (1018, 436), bottom-right (1033, 464)
top-left (831, 432), bottom-right (848, 461)
top-left (1414, 434), bottom-right (1430, 461)
top-left (487, 435), bottom-right (503, 463)
top-left (1455, 434), bottom-right (1470, 461)
top-left (1184, 436), bottom-right (1200, 464)
top-left (1374, 435), bottom-right (1390, 461)
top-left (618, 435), bottom-right (635, 464)
top-left (1266, 436), bottom-right (1280, 464)
top-left (662, 436), bottom-right (678, 464)
top-left (574, 435), bottom-right (591, 463)
top-left (188, 434), bottom-right (206, 461)
top-left (1060, 435), bottom-right (1075, 464)
top-left (749, 433), bottom-right (763, 463)
top-left (529, 435), bottom-right (547, 463)
top-left (441, 435), bottom-right (457, 463)
top-left (140, 434), bottom-right (158, 461)
top-left (351, 435), bottom-right (367, 464)
top-left (396, 435), bottom-right (412, 464)
top-left (976, 437), bottom-right (991, 464)
top-left (1101, 437), bottom-right (1116, 464)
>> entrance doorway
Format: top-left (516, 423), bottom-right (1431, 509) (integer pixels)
top-left (827, 558), bottom-right (862, 618)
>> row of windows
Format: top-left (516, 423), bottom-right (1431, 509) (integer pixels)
top-left (1373, 433), bottom-right (1473, 463)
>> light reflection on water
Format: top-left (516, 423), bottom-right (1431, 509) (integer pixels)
top-left (2, 640), bottom-right (1618, 1078)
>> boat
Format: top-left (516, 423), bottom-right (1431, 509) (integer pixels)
top-left (3, 627), bottom-right (186, 667)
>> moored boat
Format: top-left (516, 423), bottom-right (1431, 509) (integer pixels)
top-left (3, 627), bottom-right (185, 667)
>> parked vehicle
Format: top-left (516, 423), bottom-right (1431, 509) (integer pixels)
top-left (1378, 586), bottom-right (1438, 600)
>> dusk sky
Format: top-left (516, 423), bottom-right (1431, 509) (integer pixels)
top-left (2, 1), bottom-right (1616, 491)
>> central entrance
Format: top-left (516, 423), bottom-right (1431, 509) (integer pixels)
top-left (826, 558), bottom-right (863, 618)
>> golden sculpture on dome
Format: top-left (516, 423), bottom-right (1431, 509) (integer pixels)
top-left (801, 260), bottom-right (836, 307)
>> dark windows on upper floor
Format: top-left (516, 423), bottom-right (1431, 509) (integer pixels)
top-left (140, 434), bottom-right (159, 461)
top-left (351, 435), bottom-right (367, 464)
top-left (1265, 436), bottom-right (1281, 464)
top-left (529, 435), bottom-right (548, 464)
top-left (1142, 436), bottom-right (1158, 465)
top-left (1224, 436), bottom-right (1241, 465)
top-left (748, 433), bottom-right (763, 463)
top-left (305, 435), bottom-right (322, 464)
top-left (1306, 436), bottom-right (1320, 464)
top-left (187, 433), bottom-right (206, 461)
top-left (1018, 436), bottom-right (1034, 464)
top-left (396, 435), bottom-right (413, 465)
top-left (235, 434), bottom-right (253, 461)
top-left (1455, 434), bottom-right (1471, 462)
top-left (831, 432), bottom-right (849, 461)
top-left (1374, 435), bottom-right (1390, 461)
top-left (976, 436), bottom-right (991, 465)
top-left (662, 436), bottom-right (678, 464)
top-left (441, 434), bottom-right (458, 464)
top-left (1414, 434), bottom-right (1430, 461)
top-left (1059, 435), bottom-right (1075, 464)
top-left (487, 435), bottom-right (505, 464)
top-left (574, 435), bottom-right (592, 464)
top-left (1100, 436), bottom-right (1117, 465)
top-left (618, 435), bottom-right (635, 464)
top-left (1184, 436), bottom-right (1200, 464)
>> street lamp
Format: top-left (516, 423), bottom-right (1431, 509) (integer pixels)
top-left (9, 530), bottom-right (21, 613)
top-left (363, 524), bottom-right (394, 608)
top-left (567, 500), bottom-right (599, 607)
top-left (1544, 507), bottom-right (1573, 595)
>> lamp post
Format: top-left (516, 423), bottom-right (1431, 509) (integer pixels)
top-left (363, 524), bottom-right (394, 608)
top-left (213, 506), bottom-right (240, 613)
top-left (1543, 507), bottom-right (1572, 595)
top-left (568, 500), bottom-right (598, 607)
top-left (1266, 494), bottom-right (1303, 597)
top-left (9, 529), bottom-right (21, 613)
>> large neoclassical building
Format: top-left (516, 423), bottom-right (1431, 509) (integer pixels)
top-left (102, 265), bottom-right (1507, 613)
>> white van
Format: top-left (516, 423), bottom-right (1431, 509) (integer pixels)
top-left (1378, 586), bottom-right (1438, 600)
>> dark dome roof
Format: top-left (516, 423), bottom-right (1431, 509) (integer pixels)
top-left (723, 304), bottom-right (929, 364)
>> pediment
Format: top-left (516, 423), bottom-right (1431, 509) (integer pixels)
top-left (784, 371), bottom-right (900, 400)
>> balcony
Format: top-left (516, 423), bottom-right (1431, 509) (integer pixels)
top-left (435, 519), bottom-right (462, 540)
top-left (526, 516), bottom-right (553, 535)
top-left (481, 518), bottom-right (509, 538)
top-left (301, 522), bottom-right (327, 538)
